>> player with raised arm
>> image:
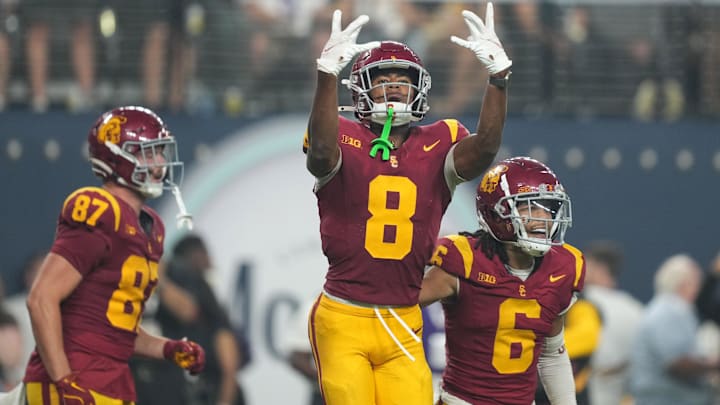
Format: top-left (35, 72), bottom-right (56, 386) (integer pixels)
top-left (420, 157), bottom-right (582, 405)
top-left (22, 106), bottom-right (204, 405)
top-left (305, 4), bottom-right (512, 405)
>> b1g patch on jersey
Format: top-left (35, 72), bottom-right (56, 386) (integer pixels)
top-left (62, 187), bottom-right (122, 232)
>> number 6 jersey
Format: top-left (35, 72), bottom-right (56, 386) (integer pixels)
top-left (24, 186), bottom-right (165, 400)
top-left (315, 116), bottom-right (469, 306)
top-left (431, 233), bottom-right (585, 405)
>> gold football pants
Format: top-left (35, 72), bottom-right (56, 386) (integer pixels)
top-left (309, 293), bottom-right (433, 405)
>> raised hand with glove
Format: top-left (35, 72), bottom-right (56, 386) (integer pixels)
top-left (54, 373), bottom-right (96, 405)
top-left (451, 3), bottom-right (512, 78)
top-left (316, 10), bottom-right (380, 76)
top-left (163, 338), bottom-right (206, 375)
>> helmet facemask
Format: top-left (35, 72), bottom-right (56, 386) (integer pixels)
top-left (497, 187), bottom-right (572, 257)
top-left (101, 135), bottom-right (183, 199)
top-left (345, 60), bottom-right (431, 126)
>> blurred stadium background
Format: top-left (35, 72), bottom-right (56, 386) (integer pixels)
top-left (0, 0), bottom-right (719, 403)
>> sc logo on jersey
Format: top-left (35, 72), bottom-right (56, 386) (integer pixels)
top-left (479, 164), bottom-right (508, 193)
top-left (97, 115), bottom-right (128, 144)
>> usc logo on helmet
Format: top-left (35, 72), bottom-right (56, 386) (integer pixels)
top-left (97, 116), bottom-right (127, 144)
top-left (518, 184), bottom-right (555, 193)
top-left (480, 164), bottom-right (508, 193)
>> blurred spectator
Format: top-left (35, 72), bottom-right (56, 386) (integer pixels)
top-left (156, 233), bottom-right (246, 405)
top-left (352, 0), bottom-right (408, 41)
top-left (503, 1), bottom-right (559, 115)
top-left (700, 5), bottom-right (720, 117)
top-left (0, 0), bottom-right (18, 111)
top-left (0, 276), bottom-right (23, 391)
top-left (608, 4), bottom-right (685, 122)
top-left (23, 0), bottom-right (97, 112)
top-left (239, 0), bottom-right (331, 113)
top-left (630, 254), bottom-right (719, 405)
top-left (285, 295), bottom-right (324, 405)
top-left (697, 252), bottom-right (720, 326)
top-left (420, 2), bottom-right (486, 117)
top-left (140, 0), bottom-right (204, 112)
top-left (2, 250), bottom-right (44, 387)
top-left (582, 241), bottom-right (644, 405)
top-left (667, 3), bottom-right (704, 118)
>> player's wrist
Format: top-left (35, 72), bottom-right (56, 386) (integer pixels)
top-left (488, 70), bottom-right (512, 89)
top-left (53, 372), bottom-right (74, 384)
top-left (317, 58), bottom-right (342, 77)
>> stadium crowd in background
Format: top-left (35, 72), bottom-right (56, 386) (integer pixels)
top-left (0, 1), bottom-right (718, 118)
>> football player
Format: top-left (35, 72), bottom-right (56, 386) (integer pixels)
top-left (305, 4), bottom-right (512, 405)
top-left (22, 106), bottom-right (205, 405)
top-left (420, 157), bottom-right (582, 405)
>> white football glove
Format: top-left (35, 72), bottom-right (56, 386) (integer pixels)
top-left (451, 3), bottom-right (512, 75)
top-left (317, 9), bottom-right (381, 77)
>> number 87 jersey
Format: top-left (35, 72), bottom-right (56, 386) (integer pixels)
top-left (315, 116), bottom-right (469, 307)
top-left (25, 186), bottom-right (165, 396)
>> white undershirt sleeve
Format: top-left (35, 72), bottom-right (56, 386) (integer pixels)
top-left (537, 329), bottom-right (577, 405)
top-left (443, 144), bottom-right (467, 194)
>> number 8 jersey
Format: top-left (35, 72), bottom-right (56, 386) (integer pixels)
top-left (315, 115), bottom-right (469, 306)
top-left (24, 186), bottom-right (165, 400)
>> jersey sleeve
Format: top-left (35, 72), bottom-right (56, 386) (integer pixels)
top-left (51, 187), bottom-right (120, 276)
top-left (429, 234), bottom-right (476, 280)
top-left (441, 119), bottom-right (471, 144)
top-left (560, 243), bottom-right (586, 294)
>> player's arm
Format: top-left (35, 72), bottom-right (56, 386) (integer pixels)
top-left (157, 262), bottom-right (199, 323)
top-left (307, 70), bottom-right (341, 177)
top-left (26, 253), bottom-right (81, 380)
top-left (450, 3), bottom-right (511, 181)
top-left (419, 266), bottom-right (458, 307)
top-left (537, 316), bottom-right (577, 405)
top-left (307, 10), bottom-right (379, 177)
top-left (134, 325), bottom-right (168, 359)
top-left (215, 328), bottom-right (242, 405)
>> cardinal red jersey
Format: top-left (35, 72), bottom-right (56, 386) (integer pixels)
top-left (430, 234), bottom-right (585, 405)
top-left (24, 186), bottom-right (165, 401)
top-left (316, 116), bottom-right (469, 306)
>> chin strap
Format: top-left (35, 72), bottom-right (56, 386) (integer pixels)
top-left (172, 186), bottom-right (194, 230)
top-left (369, 105), bottom-right (394, 161)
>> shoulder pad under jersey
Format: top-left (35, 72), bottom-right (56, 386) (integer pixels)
top-left (552, 243), bottom-right (586, 293)
top-left (61, 187), bottom-right (123, 233)
top-left (440, 119), bottom-right (471, 145)
top-left (429, 234), bottom-right (478, 280)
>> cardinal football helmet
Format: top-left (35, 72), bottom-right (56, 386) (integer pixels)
top-left (88, 106), bottom-right (183, 199)
top-left (344, 41), bottom-right (431, 126)
top-left (476, 157), bottom-right (572, 257)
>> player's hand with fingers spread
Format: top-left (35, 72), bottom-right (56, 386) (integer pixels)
top-left (163, 338), bottom-right (206, 375)
top-left (317, 9), bottom-right (381, 76)
top-left (451, 3), bottom-right (512, 75)
top-left (54, 373), bottom-right (96, 405)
